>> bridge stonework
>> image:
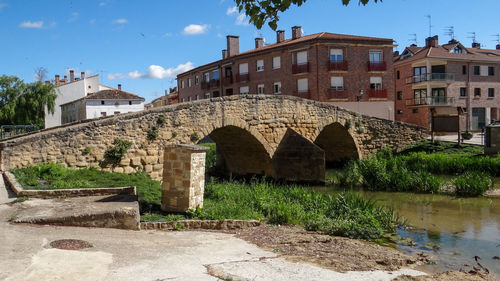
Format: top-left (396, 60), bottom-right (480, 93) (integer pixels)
top-left (0, 95), bottom-right (427, 181)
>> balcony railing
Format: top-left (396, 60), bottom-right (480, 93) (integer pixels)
top-left (222, 76), bottom-right (233, 85)
top-left (328, 61), bottom-right (348, 71)
top-left (405, 73), bottom-right (456, 84)
top-left (368, 61), bottom-right (387, 71)
top-left (209, 79), bottom-right (220, 88)
top-left (327, 88), bottom-right (348, 99)
top-left (292, 62), bottom-right (309, 74)
top-left (236, 73), bottom-right (250, 82)
top-left (367, 89), bottom-right (388, 99)
top-left (406, 96), bottom-right (455, 107)
top-left (200, 81), bottom-right (210, 90)
top-left (294, 90), bottom-right (310, 99)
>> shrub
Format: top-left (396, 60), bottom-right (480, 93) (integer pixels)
top-left (101, 138), bottom-right (132, 166)
top-left (156, 115), bottom-right (166, 126)
top-left (344, 119), bottom-right (352, 130)
top-left (147, 126), bottom-right (159, 141)
top-left (454, 171), bottom-right (493, 197)
top-left (199, 143), bottom-right (216, 169)
top-left (82, 147), bottom-right (91, 155)
top-left (171, 131), bottom-right (178, 138)
top-left (190, 132), bottom-right (200, 142)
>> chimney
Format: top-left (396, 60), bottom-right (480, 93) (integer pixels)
top-left (292, 26), bottom-right (302, 40)
top-left (472, 42), bottom-right (481, 49)
top-left (222, 49), bottom-right (228, 59)
top-left (425, 35), bottom-right (438, 48)
top-left (55, 75), bottom-right (60, 86)
top-left (118, 84), bottom-right (122, 91)
top-left (393, 51), bottom-right (400, 56)
top-left (69, 70), bottom-right (75, 82)
top-left (277, 30), bottom-right (285, 43)
top-left (227, 35), bottom-right (240, 57)
top-left (63, 75), bottom-right (68, 83)
top-left (496, 44), bottom-right (500, 50)
top-left (255, 37), bottom-right (264, 48)
top-left (81, 72), bottom-right (85, 79)
top-left (45, 80), bottom-right (51, 86)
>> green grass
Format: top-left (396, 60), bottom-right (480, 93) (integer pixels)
top-left (454, 171), bottom-right (493, 197)
top-left (199, 142), bottom-right (216, 169)
top-left (397, 140), bottom-right (483, 156)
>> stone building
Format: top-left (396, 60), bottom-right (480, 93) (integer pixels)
top-left (177, 26), bottom-right (395, 120)
top-left (394, 36), bottom-right (500, 131)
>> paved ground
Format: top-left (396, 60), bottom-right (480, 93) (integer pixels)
top-left (429, 132), bottom-right (486, 146)
top-left (0, 200), bottom-right (427, 281)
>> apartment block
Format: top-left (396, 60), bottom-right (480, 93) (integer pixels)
top-left (177, 27), bottom-right (395, 120)
top-left (394, 36), bottom-right (500, 131)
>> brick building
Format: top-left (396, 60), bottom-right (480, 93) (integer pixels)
top-left (177, 26), bottom-right (395, 120)
top-left (394, 36), bottom-right (500, 131)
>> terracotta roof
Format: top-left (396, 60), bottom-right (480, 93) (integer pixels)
top-left (178, 32), bottom-right (394, 76)
top-left (85, 89), bottom-right (145, 101)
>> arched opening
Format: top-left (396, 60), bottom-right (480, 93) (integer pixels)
top-left (314, 122), bottom-right (359, 168)
top-left (200, 125), bottom-right (273, 178)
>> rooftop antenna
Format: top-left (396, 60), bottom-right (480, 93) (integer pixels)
top-left (444, 26), bottom-right (455, 41)
top-left (467, 32), bottom-right (477, 43)
top-left (426, 15), bottom-right (433, 37)
top-left (409, 33), bottom-right (418, 45)
top-left (491, 34), bottom-right (500, 45)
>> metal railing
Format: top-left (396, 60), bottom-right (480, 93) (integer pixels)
top-left (236, 73), bottom-right (250, 82)
top-left (406, 73), bottom-right (455, 84)
top-left (292, 62), bottom-right (309, 74)
top-left (406, 96), bottom-right (455, 107)
top-left (0, 125), bottom-right (37, 139)
top-left (328, 61), bottom-right (348, 71)
top-left (367, 89), bottom-right (388, 98)
top-left (368, 61), bottom-right (387, 71)
top-left (327, 88), bottom-right (348, 99)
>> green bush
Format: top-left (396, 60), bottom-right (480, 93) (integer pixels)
top-left (199, 142), bottom-right (216, 170)
top-left (453, 171), bottom-right (493, 197)
top-left (147, 126), bottom-right (159, 141)
top-left (156, 115), bottom-right (166, 126)
top-left (102, 138), bottom-right (132, 166)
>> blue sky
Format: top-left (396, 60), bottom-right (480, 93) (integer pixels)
top-left (1, 0), bottom-right (500, 102)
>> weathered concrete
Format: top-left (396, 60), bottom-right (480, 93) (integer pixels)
top-left (0, 95), bottom-right (427, 182)
top-left (162, 144), bottom-right (209, 212)
top-left (0, 173), bottom-right (16, 204)
top-left (11, 195), bottom-right (140, 230)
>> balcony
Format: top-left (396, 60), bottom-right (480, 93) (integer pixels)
top-left (236, 73), bottom-right (250, 82)
top-left (209, 79), bottom-right (220, 88)
top-left (327, 88), bottom-right (348, 99)
top-left (294, 90), bottom-right (310, 99)
top-left (406, 96), bottom-right (455, 107)
top-left (367, 89), bottom-right (388, 99)
top-left (200, 81), bottom-right (210, 90)
top-left (405, 73), bottom-right (455, 84)
top-left (368, 61), bottom-right (387, 72)
top-left (328, 61), bottom-right (348, 71)
top-left (222, 76), bottom-right (233, 85)
top-left (292, 62), bottom-right (309, 74)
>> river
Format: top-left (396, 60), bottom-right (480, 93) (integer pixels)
top-left (313, 177), bottom-right (500, 277)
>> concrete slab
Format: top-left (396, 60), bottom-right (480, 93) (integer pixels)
top-left (12, 195), bottom-right (140, 230)
top-left (430, 133), bottom-right (486, 146)
top-left (0, 173), bottom-right (17, 204)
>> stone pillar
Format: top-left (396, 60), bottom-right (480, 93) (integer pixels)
top-left (161, 144), bottom-right (209, 212)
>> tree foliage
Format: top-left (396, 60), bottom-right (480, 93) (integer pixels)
top-left (235, 0), bottom-right (381, 30)
top-left (0, 75), bottom-right (56, 128)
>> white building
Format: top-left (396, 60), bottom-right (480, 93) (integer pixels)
top-left (45, 70), bottom-right (144, 128)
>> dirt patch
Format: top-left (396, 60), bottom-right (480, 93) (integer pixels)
top-left (211, 224), bottom-right (493, 280)
top-left (50, 239), bottom-right (93, 250)
top-left (392, 270), bottom-right (495, 281)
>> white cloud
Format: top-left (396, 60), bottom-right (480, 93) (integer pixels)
top-left (112, 18), bottom-right (128, 24)
top-left (19, 21), bottom-right (44, 28)
top-left (235, 13), bottom-right (249, 26)
top-left (99, 2), bottom-right (106, 6)
top-left (89, 19), bottom-right (96, 24)
top-left (107, 62), bottom-right (195, 80)
top-left (226, 6), bottom-right (237, 15)
top-left (182, 24), bottom-right (208, 35)
top-left (68, 12), bottom-right (79, 23)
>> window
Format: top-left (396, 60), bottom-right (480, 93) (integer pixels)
top-left (181, 80), bottom-right (185, 88)
top-left (101, 100), bottom-right (105, 105)
top-left (212, 70), bottom-right (219, 80)
top-left (369, 50), bottom-right (383, 62)
top-left (296, 51), bottom-right (308, 65)
top-left (195, 76), bottom-right (199, 85)
top-left (256, 60), bottom-right (264, 72)
top-left (188, 96), bottom-right (192, 101)
top-left (462, 65), bottom-right (467, 75)
top-left (330, 49), bottom-right (343, 62)
top-left (240, 86), bottom-right (249, 95)
top-left (397, 91), bottom-right (402, 100)
top-left (205, 93), bottom-right (210, 99)
top-left (188, 78), bottom-right (192, 87)
top-left (195, 95), bottom-right (199, 100)
top-left (414, 89), bottom-right (427, 100)
top-left (297, 78), bottom-right (308, 92)
top-left (204, 72), bottom-right (210, 82)
top-left (474, 88), bottom-right (481, 97)
top-left (396, 71), bottom-right (400, 80)
top-left (473, 66), bottom-right (480, 75)
top-left (239, 63), bottom-right (248, 74)
top-left (369, 77), bottom-right (382, 90)
top-left (129, 101), bottom-right (132, 105)
top-left (330, 77), bottom-right (344, 90)
top-left (489, 67), bottom-right (495, 76)
top-left (397, 110), bottom-right (403, 114)
top-left (488, 88), bottom-right (495, 98)
top-left (181, 98), bottom-right (185, 102)
top-left (273, 82), bottom-right (281, 94)
top-left (460, 87), bottom-right (467, 97)
top-left (257, 84), bottom-right (265, 94)
top-left (480, 65), bottom-right (488, 76)
top-left (101, 112), bottom-right (106, 117)
top-left (273, 56), bottom-right (281, 69)
top-left (412, 109), bottom-right (419, 114)
top-left (413, 66), bottom-right (427, 82)
top-left (114, 111), bottom-right (120, 115)
top-left (453, 46), bottom-right (463, 54)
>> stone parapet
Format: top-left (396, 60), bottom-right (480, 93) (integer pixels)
top-left (140, 219), bottom-right (261, 230)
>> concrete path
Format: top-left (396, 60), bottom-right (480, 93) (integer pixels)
top-left (0, 203), bottom-right (427, 281)
top-left (429, 132), bottom-right (486, 146)
top-left (0, 173), bottom-right (16, 204)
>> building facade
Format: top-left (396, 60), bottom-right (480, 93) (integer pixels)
top-left (394, 36), bottom-right (500, 131)
top-left (177, 27), bottom-right (395, 120)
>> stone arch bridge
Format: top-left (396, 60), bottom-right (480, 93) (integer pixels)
top-left (0, 95), bottom-right (426, 182)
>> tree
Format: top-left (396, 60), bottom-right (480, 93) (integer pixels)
top-left (34, 67), bottom-right (49, 82)
top-left (0, 75), bottom-right (56, 128)
top-left (234, 0), bottom-right (381, 30)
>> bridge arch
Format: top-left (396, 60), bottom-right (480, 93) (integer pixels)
top-left (313, 122), bottom-right (361, 167)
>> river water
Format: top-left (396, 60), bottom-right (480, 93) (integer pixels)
top-left (313, 178), bottom-right (500, 277)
